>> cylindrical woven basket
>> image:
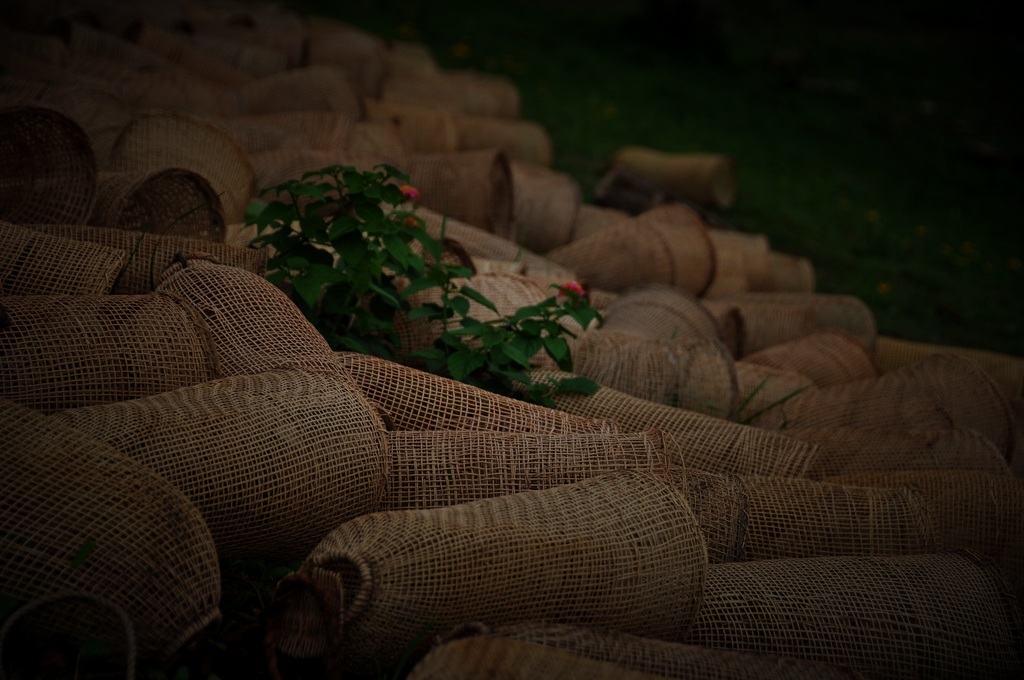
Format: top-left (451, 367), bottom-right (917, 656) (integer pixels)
top-left (24, 222), bottom-right (267, 294)
top-left (599, 282), bottom-right (728, 343)
top-left (823, 469), bottom-right (1024, 603)
top-left (127, 20), bottom-right (253, 87)
top-left (874, 334), bottom-right (1024, 398)
top-left (748, 353), bottom-right (1023, 460)
top-left (269, 470), bottom-right (708, 676)
top-left (381, 428), bottom-right (677, 511)
top-left (405, 148), bottom-right (514, 237)
top-left (307, 27), bottom-right (387, 99)
top-left (507, 161), bottom-right (580, 253)
top-left (51, 368), bottom-right (389, 562)
top-left (363, 98), bottom-right (459, 153)
top-left (733, 362), bottom-right (818, 427)
top-left (88, 168), bottom-right (226, 242)
top-left (571, 329), bottom-right (739, 419)
top-left (788, 425), bottom-right (1013, 479)
top-left (766, 251), bottom-right (816, 293)
top-left (0, 220), bottom-right (125, 295)
top-left (334, 352), bottom-right (616, 434)
top-left (0, 293), bottom-right (218, 413)
top-left (701, 299), bottom-right (818, 357)
top-left (740, 329), bottom-right (880, 387)
top-left (188, 33), bottom-right (289, 79)
top-left (106, 110), bottom-right (256, 226)
top-left (385, 40), bottom-right (439, 78)
top-left (545, 204), bottom-right (716, 295)
top-left (611, 147), bottom-right (738, 209)
top-left (681, 469), bottom-right (749, 563)
top-left (426, 622), bottom-right (868, 680)
top-left (739, 474), bottom-right (939, 560)
top-left (708, 228), bottom-right (772, 292)
top-left (346, 119), bottom-right (410, 166)
top-left (0, 105), bottom-right (97, 225)
top-left (534, 367), bottom-right (817, 477)
top-left (454, 113), bottom-right (553, 167)
top-left (686, 550), bottom-right (1024, 679)
top-left (380, 70), bottom-right (520, 118)
top-left (569, 202), bottom-right (631, 241)
top-left (155, 257), bottom-right (341, 377)
top-left (232, 111), bottom-right (354, 154)
top-left (1, 398), bottom-right (221, 661)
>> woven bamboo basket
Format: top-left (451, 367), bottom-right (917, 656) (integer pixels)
top-left (188, 33), bottom-right (289, 79)
top-left (507, 161), bottom-right (581, 253)
top-left (739, 475), bottom-right (938, 560)
top-left (874, 334), bottom-right (1024, 398)
top-left (546, 204), bottom-right (716, 295)
top-left (363, 98), bottom-right (459, 153)
top-left (766, 250), bottom-right (816, 293)
top-left (534, 367), bottom-right (816, 477)
top-left (346, 119), bottom-right (410, 166)
top-left (823, 469), bottom-right (1024, 603)
top-left (687, 550), bottom-right (1024, 678)
top-left (788, 425), bottom-right (1013, 479)
top-left (425, 622), bottom-right (868, 680)
top-left (307, 26), bottom-right (388, 99)
top-left (611, 147), bottom-right (738, 209)
top-left (269, 470), bottom-right (708, 676)
top-left (733, 362), bottom-right (817, 427)
top-left (740, 329), bottom-right (880, 387)
top-left (51, 367), bottom-right (389, 562)
top-left (249, 147), bottom-right (383, 189)
top-left (710, 292), bottom-right (877, 351)
top-left (405, 148), bottom-right (514, 237)
top-left (88, 168), bottom-right (225, 242)
top-left (0, 105), bottom-right (97, 225)
top-left (24, 222), bottom-right (267, 295)
top-left (233, 111), bottom-right (354, 154)
top-left (127, 21), bottom-right (253, 87)
top-left (0, 23), bottom-right (69, 64)
top-left (0, 293), bottom-right (218, 412)
top-left (155, 257), bottom-right (341, 377)
top-left (385, 40), bottom-right (439, 77)
top-left (454, 113), bottom-right (553, 167)
top-left (569, 202), bottom-right (631, 241)
top-left (1, 220), bottom-right (125, 295)
top-left (188, 22), bottom-right (306, 71)
top-left (380, 428), bottom-right (677, 511)
top-left (1, 398), bottom-right (221, 661)
top-left (701, 299), bottom-right (818, 357)
top-left (707, 227), bottom-right (772, 291)
top-left (749, 354), bottom-right (1023, 460)
top-left (380, 70), bottom-right (520, 118)
top-left (598, 282), bottom-right (728, 343)
top-left (680, 469), bottom-right (749, 563)
top-left (334, 352), bottom-right (616, 434)
top-left (106, 110), bottom-right (256, 226)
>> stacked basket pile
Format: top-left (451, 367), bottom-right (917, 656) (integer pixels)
top-left (2, 1), bottom-right (1023, 678)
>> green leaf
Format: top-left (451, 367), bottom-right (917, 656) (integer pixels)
top-left (291, 273), bottom-right (322, 309)
top-left (447, 349), bottom-right (486, 381)
top-left (542, 335), bottom-right (569, 362)
top-left (498, 342), bottom-right (531, 368)
top-left (406, 304), bottom-right (442, 321)
top-left (459, 285), bottom-right (499, 313)
top-left (449, 295), bottom-right (470, 317)
top-left (553, 376), bottom-right (601, 395)
top-left (405, 347), bottom-right (446, 363)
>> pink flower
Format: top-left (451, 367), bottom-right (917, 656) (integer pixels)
top-left (557, 280), bottom-right (585, 298)
top-left (399, 184), bottom-right (420, 203)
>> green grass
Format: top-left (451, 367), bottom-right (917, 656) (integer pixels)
top-left (298, 0), bottom-right (1024, 357)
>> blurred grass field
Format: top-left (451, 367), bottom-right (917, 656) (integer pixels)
top-left (300, 0), bottom-right (1023, 357)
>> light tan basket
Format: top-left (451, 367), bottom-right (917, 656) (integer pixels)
top-left (612, 147), bottom-right (737, 209)
top-left (406, 148), bottom-right (514, 237)
top-left (874, 334), bottom-right (1024, 398)
top-left (1, 220), bottom-right (125, 295)
top-left (507, 161), bottom-right (580, 253)
top-left (454, 113), bottom-right (553, 167)
top-left (740, 329), bottom-right (880, 387)
top-left (598, 282), bottom-right (728, 343)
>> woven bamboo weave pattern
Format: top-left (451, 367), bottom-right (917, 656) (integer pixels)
top-left (0, 293), bottom-right (218, 412)
top-left (271, 470), bottom-right (708, 675)
top-left (0, 220), bottom-right (125, 295)
top-left (701, 300), bottom-right (818, 357)
top-left (599, 283), bottom-right (727, 343)
top-left (874, 334), bottom-right (1024, 398)
top-left (682, 469), bottom-right (750, 563)
top-left (740, 330), bottom-right (880, 387)
top-left (687, 551), bottom-right (1024, 678)
top-left (406, 148), bottom-right (514, 236)
top-left (51, 368), bottom-right (389, 562)
top-left (0, 398), bottom-right (221, 661)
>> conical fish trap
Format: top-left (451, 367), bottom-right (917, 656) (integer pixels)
top-left (88, 168), bottom-right (225, 242)
top-left (269, 470), bottom-right (708, 675)
top-left (788, 426), bottom-right (1013, 479)
top-left (233, 111), bottom-right (354, 154)
top-left (24, 222), bottom-right (267, 294)
top-left (687, 550), bottom-right (1024, 679)
top-left (823, 469), bottom-right (1024, 603)
top-left (599, 282), bottom-right (727, 343)
top-left (507, 161), bottom-right (580, 253)
top-left (127, 21), bottom-right (253, 87)
top-left (155, 257), bottom-right (339, 376)
top-left (571, 329), bottom-right (739, 419)
top-left (347, 119), bottom-right (410, 166)
top-left (406, 148), bottom-right (514, 236)
top-left (874, 334), bottom-right (1024, 398)
top-left (307, 27), bottom-right (388, 98)
top-left (611, 147), bottom-right (737, 209)
top-left (334, 352), bottom-right (616, 434)
top-left (766, 251), bottom-right (816, 293)
top-left (50, 367), bottom-right (389, 562)
top-left (188, 33), bottom-right (289, 79)
top-left (749, 354), bottom-right (1023, 460)
top-left (1, 220), bottom-right (125, 295)
top-left (380, 428), bottom-right (677, 511)
top-left (739, 475), bottom-right (938, 560)
top-left (428, 622), bottom-right (868, 680)
top-left (546, 204), bottom-right (716, 295)
top-left (0, 105), bottom-right (97, 225)
top-left (569, 202), bottom-right (630, 241)
top-left (236, 65), bottom-right (363, 118)
top-left (380, 70), bottom-right (520, 118)
top-left (0, 398), bottom-right (221, 661)
top-left (708, 227), bottom-right (772, 292)
top-left (454, 114), bottom-right (553, 167)
top-left (701, 299), bottom-right (817, 357)
top-left (0, 293), bottom-right (218, 412)
top-left (363, 98), bottom-right (459, 153)
top-left (107, 110), bottom-right (256, 225)
top-left (740, 329), bottom-right (879, 387)
top-left (535, 367), bottom-right (816, 477)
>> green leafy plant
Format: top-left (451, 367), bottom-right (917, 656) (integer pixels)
top-left (246, 164), bottom-right (600, 405)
